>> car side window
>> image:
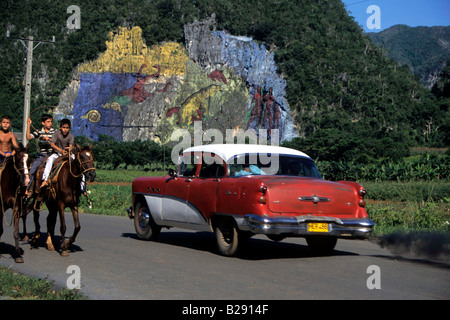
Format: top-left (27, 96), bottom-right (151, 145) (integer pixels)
top-left (199, 153), bottom-right (226, 178)
top-left (179, 153), bottom-right (199, 177)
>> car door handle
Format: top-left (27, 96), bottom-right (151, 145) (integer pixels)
top-left (185, 178), bottom-right (192, 182)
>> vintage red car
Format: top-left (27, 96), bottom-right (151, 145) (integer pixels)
top-left (127, 144), bottom-right (374, 256)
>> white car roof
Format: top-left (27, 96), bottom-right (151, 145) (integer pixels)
top-left (182, 144), bottom-right (311, 162)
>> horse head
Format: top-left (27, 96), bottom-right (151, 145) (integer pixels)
top-left (75, 144), bottom-right (96, 183)
top-left (13, 143), bottom-right (31, 186)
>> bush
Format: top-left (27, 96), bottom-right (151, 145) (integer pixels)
top-left (367, 200), bottom-right (449, 235)
top-left (362, 181), bottom-right (450, 202)
top-left (316, 153), bottom-right (449, 182)
top-left (75, 135), bottom-right (174, 170)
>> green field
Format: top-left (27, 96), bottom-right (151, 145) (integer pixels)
top-left (78, 169), bottom-right (165, 216)
top-left (362, 180), bottom-right (449, 235)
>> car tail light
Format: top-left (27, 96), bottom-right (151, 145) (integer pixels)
top-left (260, 185), bottom-right (267, 193)
top-left (259, 185), bottom-right (267, 204)
top-left (359, 188), bottom-right (367, 207)
top-left (359, 189), bottom-right (367, 197)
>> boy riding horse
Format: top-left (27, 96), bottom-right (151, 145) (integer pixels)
top-left (0, 115), bottom-right (19, 163)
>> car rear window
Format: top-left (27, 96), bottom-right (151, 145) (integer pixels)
top-left (227, 154), bottom-right (322, 178)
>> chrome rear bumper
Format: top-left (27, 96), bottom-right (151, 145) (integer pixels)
top-left (238, 214), bottom-right (374, 239)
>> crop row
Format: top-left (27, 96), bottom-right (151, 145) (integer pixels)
top-left (317, 153), bottom-right (449, 182)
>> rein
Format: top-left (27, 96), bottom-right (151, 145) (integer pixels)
top-left (68, 149), bottom-right (95, 178)
top-left (34, 149), bottom-right (95, 207)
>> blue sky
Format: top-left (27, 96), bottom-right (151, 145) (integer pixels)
top-left (341, 0), bottom-right (450, 32)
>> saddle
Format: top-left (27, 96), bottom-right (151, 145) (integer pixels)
top-left (30, 155), bottom-right (69, 211)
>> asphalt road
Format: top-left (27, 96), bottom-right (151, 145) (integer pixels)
top-left (0, 211), bottom-right (449, 300)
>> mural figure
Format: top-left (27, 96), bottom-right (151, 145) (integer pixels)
top-left (166, 107), bottom-right (181, 124)
top-left (246, 86), bottom-right (263, 130)
top-left (273, 101), bottom-right (281, 132)
top-left (119, 64), bottom-right (172, 103)
top-left (262, 87), bottom-right (276, 135)
top-left (166, 84), bottom-right (222, 127)
top-left (208, 69), bottom-right (227, 84)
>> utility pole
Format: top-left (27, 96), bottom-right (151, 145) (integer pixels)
top-left (23, 36), bottom-right (33, 147)
top-left (6, 31), bottom-right (55, 146)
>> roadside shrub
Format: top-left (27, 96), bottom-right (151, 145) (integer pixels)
top-left (367, 200), bottom-right (450, 235)
top-left (75, 135), bottom-right (174, 171)
top-left (317, 153), bottom-right (449, 182)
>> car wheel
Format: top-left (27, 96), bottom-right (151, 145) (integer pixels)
top-left (214, 219), bottom-right (240, 257)
top-left (306, 236), bottom-right (337, 255)
top-left (134, 201), bottom-right (161, 241)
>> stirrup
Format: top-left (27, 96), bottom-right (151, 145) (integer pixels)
top-left (33, 195), bottom-right (45, 212)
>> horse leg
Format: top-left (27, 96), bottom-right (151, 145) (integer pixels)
top-left (19, 192), bottom-right (29, 242)
top-left (65, 205), bottom-right (81, 249)
top-left (13, 206), bottom-right (24, 263)
top-left (30, 209), bottom-right (41, 247)
top-left (21, 213), bottom-right (29, 242)
top-left (46, 206), bottom-right (57, 251)
top-left (0, 211), bottom-right (3, 239)
top-left (58, 201), bottom-right (69, 257)
top-left (0, 211), bottom-right (3, 258)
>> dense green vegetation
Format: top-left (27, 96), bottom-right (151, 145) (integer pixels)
top-left (1, 0), bottom-right (448, 161)
top-left (75, 135), bottom-right (174, 170)
top-left (367, 25), bottom-right (450, 87)
top-left (316, 152), bottom-right (449, 181)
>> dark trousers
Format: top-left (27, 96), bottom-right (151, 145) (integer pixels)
top-left (28, 153), bottom-right (48, 190)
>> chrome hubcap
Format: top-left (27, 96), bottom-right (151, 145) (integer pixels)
top-left (138, 209), bottom-right (150, 230)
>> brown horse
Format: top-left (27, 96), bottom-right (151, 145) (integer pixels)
top-left (28, 144), bottom-right (96, 256)
top-left (0, 145), bottom-right (30, 263)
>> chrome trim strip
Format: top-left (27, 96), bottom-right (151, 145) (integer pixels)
top-left (239, 214), bottom-right (374, 239)
top-left (298, 194), bottom-right (330, 203)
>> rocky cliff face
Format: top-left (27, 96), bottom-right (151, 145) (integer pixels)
top-left (55, 17), bottom-right (297, 144)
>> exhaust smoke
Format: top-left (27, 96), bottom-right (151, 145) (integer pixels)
top-left (376, 231), bottom-right (450, 261)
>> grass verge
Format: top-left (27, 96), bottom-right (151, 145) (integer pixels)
top-left (0, 266), bottom-right (86, 300)
top-left (361, 180), bottom-right (449, 236)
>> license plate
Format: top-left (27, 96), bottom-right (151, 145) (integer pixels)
top-left (308, 222), bottom-right (329, 233)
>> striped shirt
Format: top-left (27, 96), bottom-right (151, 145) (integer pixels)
top-left (31, 127), bottom-right (56, 155)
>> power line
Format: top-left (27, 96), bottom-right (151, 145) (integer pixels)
top-left (344, 0), bottom-right (373, 7)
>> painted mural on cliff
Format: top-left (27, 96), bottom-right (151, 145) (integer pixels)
top-left (55, 23), bottom-right (297, 143)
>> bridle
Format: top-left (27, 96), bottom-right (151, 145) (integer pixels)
top-left (68, 148), bottom-right (95, 178)
top-left (13, 151), bottom-right (30, 182)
